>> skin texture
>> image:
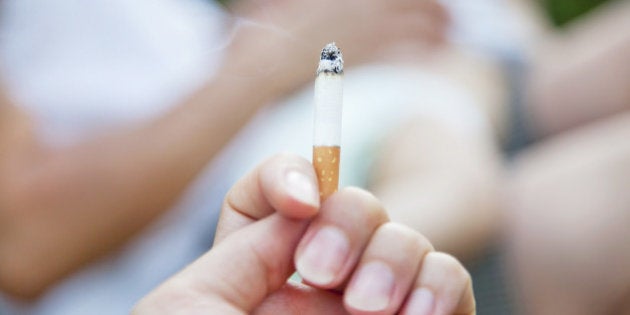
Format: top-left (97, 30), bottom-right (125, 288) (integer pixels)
top-left (0, 0), bottom-right (450, 300)
top-left (133, 154), bottom-right (476, 315)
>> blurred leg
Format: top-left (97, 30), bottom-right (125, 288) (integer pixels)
top-left (506, 111), bottom-right (630, 315)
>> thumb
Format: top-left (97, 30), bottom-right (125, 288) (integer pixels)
top-left (134, 154), bottom-right (320, 314)
top-left (134, 213), bottom-right (308, 314)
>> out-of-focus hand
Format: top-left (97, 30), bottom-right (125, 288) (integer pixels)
top-left (221, 0), bottom-right (449, 97)
top-left (133, 154), bottom-right (475, 315)
top-left (233, 0), bottom-right (449, 53)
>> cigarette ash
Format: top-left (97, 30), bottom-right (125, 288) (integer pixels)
top-left (317, 42), bottom-right (344, 75)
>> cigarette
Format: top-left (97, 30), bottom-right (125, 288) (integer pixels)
top-left (313, 42), bottom-right (343, 201)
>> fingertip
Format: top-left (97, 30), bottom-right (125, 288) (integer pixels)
top-left (416, 252), bottom-right (475, 315)
top-left (260, 153), bottom-right (321, 219)
top-left (294, 187), bottom-right (392, 291)
top-left (326, 187), bottom-right (390, 223)
top-left (283, 169), bottom-right (320, 214)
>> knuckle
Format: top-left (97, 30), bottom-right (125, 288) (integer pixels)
top-left (374, 222), bottom-right (410, 241)
top-left (270, 152), bottom-right (310, 166)
top-left (373, 222), bottom-right (435, 255)
top-left (262, 153), bottom-right (312, 177)
top-left (378, 223), bottom-right (427, 245)
top-left (428, 252), bottom-right (471, 282)
top-left (336, 187), bottom-right (389, 224)
top-left (340, 186), bottom-right (377, 201)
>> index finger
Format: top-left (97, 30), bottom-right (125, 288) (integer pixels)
top-left (214, 153), bottom-right (320, 244)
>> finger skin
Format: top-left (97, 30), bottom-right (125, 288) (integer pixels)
top-left (135, 153), bottom-right (476, 315)
top-left (215, 153), bottom-right (319, 244)
top-left (403, 252), bottom-right (475, 315)
top-left (295, 187), bottom-right (389, 289)
top-left (134, 214), bottom-right (309, 315)
top-left (343, 223), bottom-right (434, 315)
top-left (253, 282), bottom-right (350, 315)
top-left (135, 154), bottom-right (321, 314)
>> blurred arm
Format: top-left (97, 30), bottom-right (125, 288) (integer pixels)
top-left (506, 111), bottom-right (630, 315)
top-left (0, 61), bottom-right (291, 300)
top-left (369, 48), bottom-right (505, 260)
top-left (525, 0), bottom-right (630, 138)
top-left (370, 120), bottom-right (502, 261)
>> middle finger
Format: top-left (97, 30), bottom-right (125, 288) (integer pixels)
top-left (294, 187), bottom-right (389, 289)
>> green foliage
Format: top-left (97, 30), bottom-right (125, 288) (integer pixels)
top-left (539, 0), bottom-right (618, 26)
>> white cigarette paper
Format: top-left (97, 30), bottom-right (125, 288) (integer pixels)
top-left (313, 42), bottom-right (343, 200)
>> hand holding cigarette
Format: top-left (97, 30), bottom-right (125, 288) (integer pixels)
top-left (134, 154), bottom-right (476, 315)
top-left (134, 45), bottom-right (475, 315)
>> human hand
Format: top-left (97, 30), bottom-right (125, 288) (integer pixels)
top-left (232, 0), bottom-right (448, 52)
top-left (221, 0), bottom-right (449, 97)
top-left (133, 154), bottom-right (475, 315)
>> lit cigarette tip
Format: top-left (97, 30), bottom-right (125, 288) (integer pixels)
top-left (317, 42), bottom-right (344, 75)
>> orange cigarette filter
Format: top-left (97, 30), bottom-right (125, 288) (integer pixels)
top-left (313, 43), bottom-right (343, 201)
top-left (313, 146), bottom-right (340, 201)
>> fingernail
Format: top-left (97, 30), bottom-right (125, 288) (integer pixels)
top-left (345, 261), bottom-right (395, 312)
top-left (404, 288), bottom-right (435, 315)
top-left (296, 226), bottom-right (349, 286)
top-left (285, 170), bottom-right (319, 207)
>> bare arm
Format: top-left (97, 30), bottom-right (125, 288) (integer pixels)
top-left (507, 111), bottom-right (630, 315)
top-left (0, 24), bottom-right (321, 297)
top-left (370, 119), bottom-right (502, 261)
top-left (526, 0), bottom-right (630, 138)
top-left (0, 67), bottom-right (285, 299)
top-left (368, 48), bottom-right (505, 260)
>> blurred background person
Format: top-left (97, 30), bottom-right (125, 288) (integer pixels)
top-left (505, 0), bottom-right (630, 314)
